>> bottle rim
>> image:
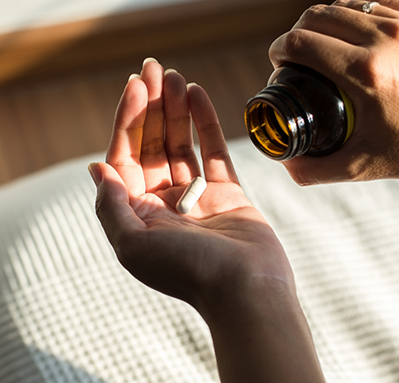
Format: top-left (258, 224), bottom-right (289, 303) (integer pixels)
top-left (244, 86), bottom-right (312, 161)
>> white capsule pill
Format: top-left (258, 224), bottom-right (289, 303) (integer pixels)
top-left (176, 176), bottom-right (207, 215)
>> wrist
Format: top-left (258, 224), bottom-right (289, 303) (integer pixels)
top-left (196, 275), bottom-right (325, 383)
top-left (197, 273), bottom-right (298, 324)
top-left (195, 245), bottom-right (298, 322)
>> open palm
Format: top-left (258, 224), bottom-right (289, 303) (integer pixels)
top-left (93, 59), bottom-right (293, 310)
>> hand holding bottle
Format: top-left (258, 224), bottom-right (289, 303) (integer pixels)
top-left (268, 0), bottom-right (399, 185)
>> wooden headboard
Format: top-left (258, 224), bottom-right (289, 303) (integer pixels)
top-left (0, 0), bottom-right (322, 86)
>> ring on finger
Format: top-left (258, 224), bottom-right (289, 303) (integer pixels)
top-left (362, 1), bottom-right (380, 14)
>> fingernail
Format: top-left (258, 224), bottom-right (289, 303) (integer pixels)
top-left (187, 82), bottom-right (197, 89)
top-left (128, 73), bottom-right (141, 82)
top-left (164, 68), bottom-right (178, 75)
top-left (88, 163), bottom-right (103, 186)
top-left (142, 57), bottom-right (158, 67)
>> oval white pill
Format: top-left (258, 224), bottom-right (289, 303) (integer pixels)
top-left (176, 176), bottom-right (207, 214)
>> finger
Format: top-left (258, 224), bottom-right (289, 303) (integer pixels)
top-left (164, 71), bottom-right (201, 185)
top-left (292, 4), bottom-right (382, 45)
top-left (282, 148), bottom-right (353, 185)
top-left (281, 140), bottom-right (382, 185)
top-left (106, 75), bottom-right (148, 198)
top-left (187, 84), bottom-right (239, 184)
top-left (333, 0), bottom-right (399, 14)
top-left (140, 58), bottom-right (171, 192)
top-left (268, 28), bottom-right (366, 89)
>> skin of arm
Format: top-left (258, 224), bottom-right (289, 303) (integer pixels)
top-left (89, 59), bottom-right (326, 382)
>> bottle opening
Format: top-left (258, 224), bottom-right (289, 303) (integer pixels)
top-left (244, 102), bottom-right (289, 158)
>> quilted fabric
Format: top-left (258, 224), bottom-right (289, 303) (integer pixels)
top-left (1, 138), bottom-right (399, 382)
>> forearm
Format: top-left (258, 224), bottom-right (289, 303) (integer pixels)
top-left (198, 278), bottom-right (325, 383)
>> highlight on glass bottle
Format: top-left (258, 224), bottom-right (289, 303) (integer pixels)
top-left (244, 63), bottom-right (354, 161)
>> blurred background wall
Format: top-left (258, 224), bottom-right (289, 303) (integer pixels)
top-left (0, 0), bottom-right (322, 184)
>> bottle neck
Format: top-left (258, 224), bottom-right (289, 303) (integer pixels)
top-left (245, 85), bottom-right (313, 161)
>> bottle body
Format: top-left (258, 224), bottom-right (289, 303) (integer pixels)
top-left (244, 63), bottom-right (354, 161)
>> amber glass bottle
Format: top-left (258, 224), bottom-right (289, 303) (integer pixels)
top-left (244, 63), bottom-right (354, 161)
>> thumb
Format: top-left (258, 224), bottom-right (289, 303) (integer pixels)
top-left (88, 162), bottom-right (145, 247)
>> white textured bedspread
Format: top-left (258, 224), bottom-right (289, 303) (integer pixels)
top-left (1, 137), bottom-right (399, 382)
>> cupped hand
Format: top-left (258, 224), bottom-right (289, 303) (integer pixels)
top-left (268, 0), bottom-right (399, 185)
top-left (90, 59), bottom-right (293, 312)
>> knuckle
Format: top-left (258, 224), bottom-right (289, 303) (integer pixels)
top-left (167, 143), bottom-right (195, 159)
top-left (206, 148), bottom-right (230, 162)
top-left (142, 137), bottom-right (165, 155)
top-left (293, 4), bottom-right (329, 30)
top-left (281, 29), bottom-right (309, 60)
top-left (351, 50), bottom-right (381, 89)
top-left (197, 121), bottom-right (220, 133)
top-left (107, 157), bottom-right (136, 168)
top-left (331, 0), bottom-right (348, 6)
top-left (363, 54), bottom-right (380, 82)
top-left (300, 4), bottom-right (328, 23)
top-left (378, 19), bottom-right (399, 40)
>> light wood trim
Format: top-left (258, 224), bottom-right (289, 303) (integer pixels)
top-left (0, 0), bottom-right (319, 85)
